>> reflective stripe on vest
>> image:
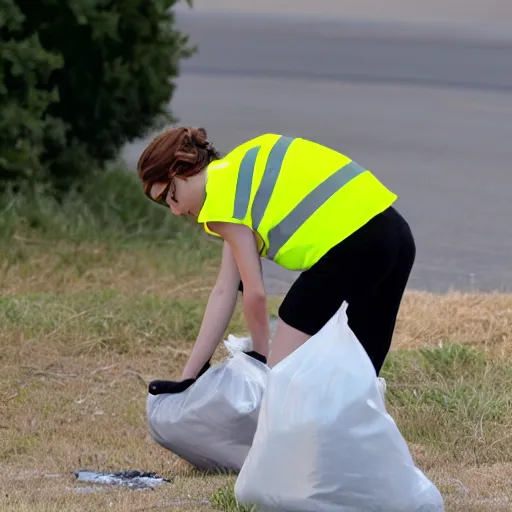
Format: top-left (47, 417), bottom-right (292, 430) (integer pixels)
top-left (266, 160), bottom-right (364, 258)
top-left (232, 136), bottom-right (295, 226)
top-left (233, 146), bottom-right (260, 219)
top-left (252, 136), bottom-right (295, 230)
top-left (232, 135), bottom-right (365, 260)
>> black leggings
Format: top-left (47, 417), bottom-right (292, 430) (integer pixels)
top-left (240, 206), bottom-right (416, 376)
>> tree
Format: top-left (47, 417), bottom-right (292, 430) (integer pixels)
top-left (0, 0), bottom-right (195, 190)
top-left (0, 0), bottom-right (66, 185)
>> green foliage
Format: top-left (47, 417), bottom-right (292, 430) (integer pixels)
top-left (211, 485), bottom-right (257, 512)
top-left (0, 167), bottom-right (213, 245)
top-left (0, 0), bottom-right (66, 184)
top-left (0, 0), bottom-right (195, 189)
top-left (0, 292), bottom-right (215, 354)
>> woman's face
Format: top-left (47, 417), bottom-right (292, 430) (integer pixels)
top-left (149, 179), bottom-right (201, 217)
top-left (149, 181), bottom-right (182, 216)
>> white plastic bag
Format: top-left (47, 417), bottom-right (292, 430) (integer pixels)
top-left (146, 336), bottom-right (269, 471)
top-left (235, 302), bottom-right (444, 512)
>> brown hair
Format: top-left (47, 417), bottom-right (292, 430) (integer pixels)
top-left (137, 126), bottom-right (220, 197)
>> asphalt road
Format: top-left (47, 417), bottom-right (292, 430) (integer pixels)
top-left (123, 11), bottom-right (512, 294)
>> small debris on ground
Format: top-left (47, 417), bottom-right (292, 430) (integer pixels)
top-left (72, 470), bottom-right (170, 490)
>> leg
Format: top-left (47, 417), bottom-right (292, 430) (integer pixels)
top-left (346, 214), bottom-right (416, 374)
top-left (268, 318), bottom-right (311, 367)
top-left (271, 208), bottom-right (404, 367)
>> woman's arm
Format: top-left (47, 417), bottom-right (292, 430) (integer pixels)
top-left (180, 241), bottom-right (241, 380)
top-left (208, 222), bottom-right (270, 359)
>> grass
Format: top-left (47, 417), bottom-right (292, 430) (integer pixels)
top-left (1, 171), bottom-right (512, 511)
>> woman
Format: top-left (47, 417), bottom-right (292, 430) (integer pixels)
top-left (138, 126), bottom-right (416, 391)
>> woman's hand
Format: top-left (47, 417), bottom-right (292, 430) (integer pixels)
top-left (208, 222), bottom-right (270, 358)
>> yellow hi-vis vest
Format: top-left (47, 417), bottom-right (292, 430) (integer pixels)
top-left (197, 134), bottom-right (397, 271)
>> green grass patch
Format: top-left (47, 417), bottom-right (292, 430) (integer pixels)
top-left (211, 486), bottom-right (257, 512)
top-left (0, 291), bottom-right (248, 357)
top-left (0, 167), bottom-right (224, 296)
top-left (382, 344), bottom-right (512, 465)
top-left (0, 168), bottom-right (201, 243)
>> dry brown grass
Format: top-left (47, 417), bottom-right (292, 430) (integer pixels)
top-left (2, 240), bottom-right (512, 511)
top-left (395, 291), bottom-right (512, 356)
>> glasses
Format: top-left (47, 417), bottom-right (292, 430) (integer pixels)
top-left (147, 180), bottom-right (177, 207)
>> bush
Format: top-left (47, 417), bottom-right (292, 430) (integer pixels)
top-left (0, 167), bottom-right (212, 245)
top-left (0, 0), bottom-right (66, 185)
top-left (0, 0), bottom-right (195, 190)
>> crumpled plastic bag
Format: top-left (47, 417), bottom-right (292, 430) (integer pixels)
top-left (235, 302), bottom-right (445, 512)
top-left (146, 335), bottom-right (269, 471)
